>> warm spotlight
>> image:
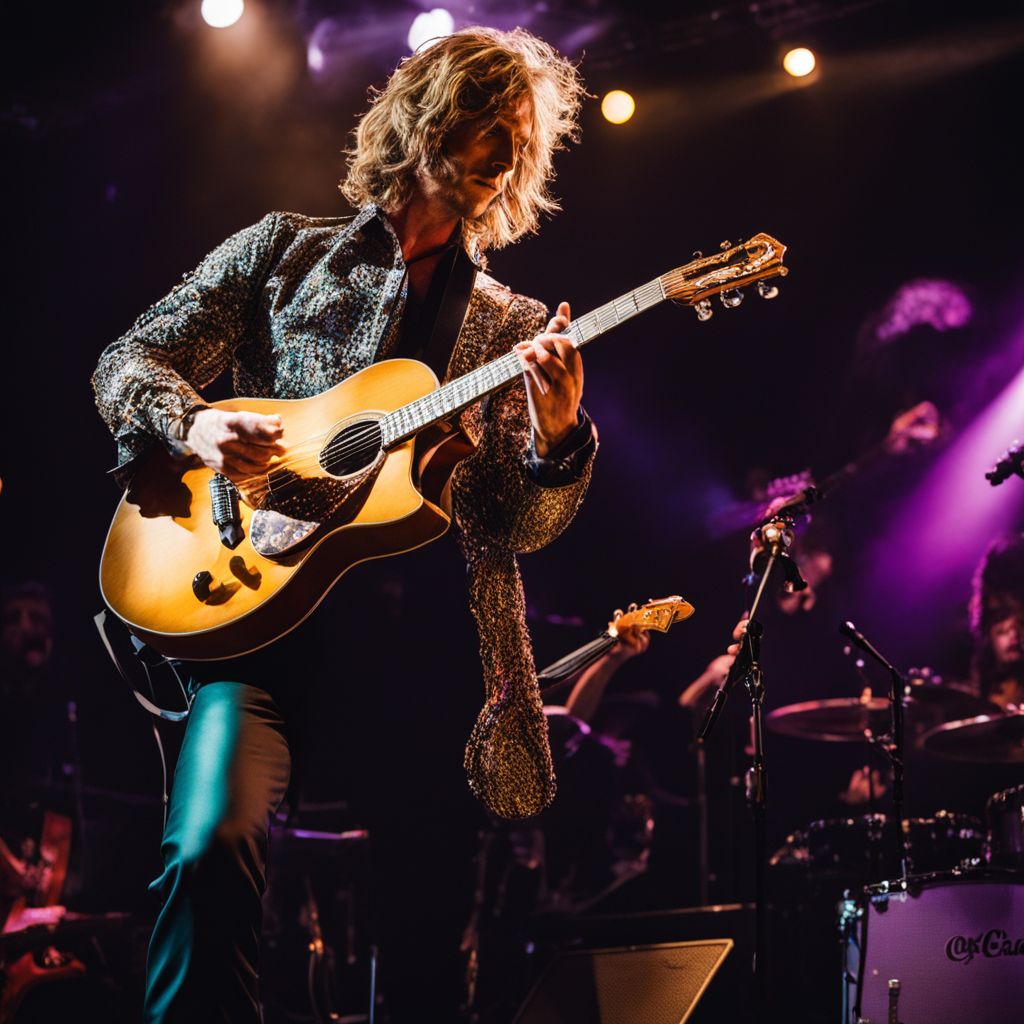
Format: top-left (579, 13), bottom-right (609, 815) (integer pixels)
top-left (601, 90), bottom-right (635, 125)
top-left (408, 9), bottom-right (454, 52)
top-left (783, 47), bottom-right (816, 77)
top-left (201, 0), bottom-right (244, 29)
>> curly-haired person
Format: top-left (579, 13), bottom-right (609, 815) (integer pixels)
top-left (93, 28), bottom-right (596, 1023)
top-left (969, 532), bottom-right (1024, 708)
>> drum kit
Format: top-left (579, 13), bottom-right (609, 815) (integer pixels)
top-left (765, 675), bottom-right (1024, 1023)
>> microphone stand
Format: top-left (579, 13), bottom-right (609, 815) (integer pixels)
top-left (697, 515), bottom-right (805, 1011)
top-left (838, 621), bottom-right (910, 880)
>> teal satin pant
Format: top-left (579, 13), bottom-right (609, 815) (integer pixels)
top-left (144, 681), bottom-right (291, 1023)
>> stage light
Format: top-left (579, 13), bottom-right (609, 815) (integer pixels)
top-left (201, 0), bottom-right (244, 29)
top-left (408, 9), bottom-right (454, 52)
top-left (783, 47), bottom-right (816, 77)
top-left (874, 279), bottom-right (972, 345)
top-left (601, 90), bottom-right (635, 125)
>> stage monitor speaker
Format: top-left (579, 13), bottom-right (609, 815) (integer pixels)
top-left (512, 939), bottom-right (733, 1024)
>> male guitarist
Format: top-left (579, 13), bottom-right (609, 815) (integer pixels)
top-left (92, 28), bottom-right (596, 1022)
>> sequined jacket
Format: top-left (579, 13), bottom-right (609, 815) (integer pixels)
top-left (92, 204), bottom-right (596, 818)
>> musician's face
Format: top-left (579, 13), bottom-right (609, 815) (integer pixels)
top-left (421, 99), bottom-right (533, 220)
top-left (990, 612), bottom-right (1024, 669)
top-left (1, 596), bottom-right (55, 670)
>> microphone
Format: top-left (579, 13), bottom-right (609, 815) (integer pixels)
top-left (209, 474), bottom-right (244, 549)
top-left (839, 620), bottom-right (897, 675)
top-left (985, 441), bottom-right (1023, 486)
top-left (756, 485), bottom-right (821, 526)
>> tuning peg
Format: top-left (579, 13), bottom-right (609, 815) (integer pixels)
top-left (719, 240), bottom-right (732, 250)
top-left (694, 299), bottom-right (713, 321)
top-left (757, 279), bottom-right (779, 300)
top-left (720, 288), bottom-right (744, 308)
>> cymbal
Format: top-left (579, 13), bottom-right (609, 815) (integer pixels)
top-left (920, 713), bottom-right (1024, 763)
top-left (767, 686), bottom-right (1002, 743)
top-left (766, 697), bottom-right (891, 742)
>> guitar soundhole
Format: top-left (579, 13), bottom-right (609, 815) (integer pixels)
top-left (319, 420), bottom-right (383, 477)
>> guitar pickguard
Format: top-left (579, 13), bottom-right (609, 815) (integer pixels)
top-left (249, 450), bottom-right (386, 558)
top-left (249, 509), bottom-right (322, 558)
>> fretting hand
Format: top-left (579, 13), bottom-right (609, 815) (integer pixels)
top-left (515, 301), bottom-right (583, 456)
top-left (608, 621), bottom-right (652, 664)
top-left (185, 409), bottom-right (285, 483)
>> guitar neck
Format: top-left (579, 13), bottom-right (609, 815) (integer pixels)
top-left (537, 632), bottom-right (618, 685)
top-left (380, 275), bottom-right (669, 446)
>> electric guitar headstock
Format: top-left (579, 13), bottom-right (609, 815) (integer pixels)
top-left (661, 233), bottom-right (788, 322)
top-left (608, 595), bottom-right (695, 636)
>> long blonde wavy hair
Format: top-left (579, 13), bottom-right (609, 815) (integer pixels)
top-left (340, 27), bottom-right (584, 252)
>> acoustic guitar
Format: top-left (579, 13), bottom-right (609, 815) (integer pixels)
top-left (100, 234), bottom-right (787, 659)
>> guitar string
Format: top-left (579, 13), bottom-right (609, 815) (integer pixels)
top-left (229, 348), bottom-right (523, 484)
top-left (221, 268), bottom-right (734, 500)
top-left (230, 275), bottom-right (682, 499)
top-left (232, 341), bottom-right (562, 496)
top-left (229, 353), bottom-right (524, 494)
top-left (228, 346), bottom-right (528, 494)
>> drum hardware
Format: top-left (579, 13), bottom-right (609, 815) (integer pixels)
top-left (770, 812), bottom-right (985, 882)
top-left (985, 783), bottom-right (1024, 870)
top-left (837, 895), bottom-right (864, 1024)
top-left (886, 978), bottom-right (902, 1024)
top-left (836, 622), bottom-right (911, 879)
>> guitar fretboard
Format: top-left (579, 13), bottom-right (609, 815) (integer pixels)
top-left (380, 276), bottom-right (668, 446)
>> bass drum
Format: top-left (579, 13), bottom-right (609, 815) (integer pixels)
top-left (770, 813), bottom-right (985, 1024)
top-left (987, 783), bottom-right (1024, 870)
top-left (844, 871), bottom-right (1024, 1024)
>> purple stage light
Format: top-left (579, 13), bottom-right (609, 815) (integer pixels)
top-left (874, 278), bottom-right (972, 344)
top-left (864, 353), bottom-right (1024, 616)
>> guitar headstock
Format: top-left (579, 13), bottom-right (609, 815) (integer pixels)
top-left (608, 595), bottom-right (695, 636)
top-left (661, 233), bottom-right (788, 321)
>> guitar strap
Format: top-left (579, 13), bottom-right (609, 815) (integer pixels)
top-left (424, 245), bottom-right (478, 380)
top-left (402, 243), bottom-right (479, 381)
top-left (93, 609), bottom-right (191, 722)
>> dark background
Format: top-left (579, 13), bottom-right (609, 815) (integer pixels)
top-left (3, 0), bottom-right (1024, 1018)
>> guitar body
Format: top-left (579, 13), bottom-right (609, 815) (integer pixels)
top-left (99, 359), bottom-right (473, 660)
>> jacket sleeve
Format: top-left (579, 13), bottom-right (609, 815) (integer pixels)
top-left (452, 294), bottom-right (597, 555)
top-left (91, 212), bottom-right (281, 475)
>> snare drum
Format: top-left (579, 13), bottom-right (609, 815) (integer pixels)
top-left (987, 784), bottom-right (1024, 870)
